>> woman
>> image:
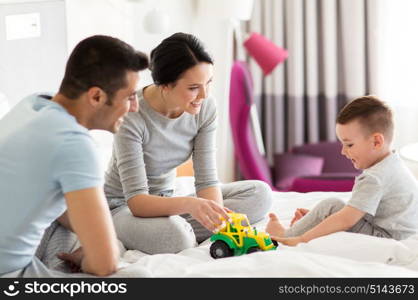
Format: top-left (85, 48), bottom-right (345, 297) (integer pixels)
top-left (104, 32), bottom-right (272, 254)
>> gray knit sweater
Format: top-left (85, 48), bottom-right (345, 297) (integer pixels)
top-left (104, 87), bottom-right (220, 203)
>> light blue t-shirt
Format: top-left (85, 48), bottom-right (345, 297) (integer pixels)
top-left (0, 94), bottom-right (103, 274)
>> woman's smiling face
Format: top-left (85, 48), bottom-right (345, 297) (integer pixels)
top-left (163, 62), bottom-right (213, 116)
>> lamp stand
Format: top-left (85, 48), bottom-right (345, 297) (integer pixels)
top-left (233, 25), bottom-right (266, 156)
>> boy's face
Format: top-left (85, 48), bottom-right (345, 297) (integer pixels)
top-left (336, 120), bottom-right (383, 170)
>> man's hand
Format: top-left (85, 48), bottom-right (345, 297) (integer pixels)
top-left (57, 247), bottom-right (84, 273)
top-left (64, 187), bottom-right (119, 276)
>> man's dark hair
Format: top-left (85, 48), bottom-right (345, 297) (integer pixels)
top-left (337, 95), bottom-right (394, 142)
top-left (59, 35), bottom-right (149, 101)
top-left (150, 32), bottom-right (213, 86)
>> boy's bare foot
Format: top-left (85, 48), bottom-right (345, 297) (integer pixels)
top-left (265, 212), bottom-right (285, 237)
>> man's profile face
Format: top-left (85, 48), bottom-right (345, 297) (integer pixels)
top-left (97, 71), bottom-right (139, 133)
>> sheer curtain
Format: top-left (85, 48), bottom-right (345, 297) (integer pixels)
top-left (0, 92), bottom-right (10, 119)
top-left (246, 0), bottom-right (381, 165)
top-left (379, 0), bottom-right (418, 150)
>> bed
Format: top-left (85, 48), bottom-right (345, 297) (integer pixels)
top-left (106, 177), bottom-right (418, 278)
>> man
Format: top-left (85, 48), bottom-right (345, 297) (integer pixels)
top-left (0, 35), bottom-right (148, 277)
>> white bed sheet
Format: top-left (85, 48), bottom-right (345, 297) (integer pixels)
top-left (110, 178), bottom-right (418, 277)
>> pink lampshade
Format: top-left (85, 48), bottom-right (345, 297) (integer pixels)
top-left (243, 32), bottom-right (288, 76)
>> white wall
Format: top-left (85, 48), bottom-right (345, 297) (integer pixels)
top-left (0, 0), bottom-right (67, 106)
top-left (65, 0), bottom-right (136, 50)
top-left (65, 0), bottom-right (196, 87)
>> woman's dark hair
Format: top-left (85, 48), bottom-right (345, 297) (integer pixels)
top-left (150, 32), bottom-right (213, 85)
top-left (59, 35), bottom-right (149, 101)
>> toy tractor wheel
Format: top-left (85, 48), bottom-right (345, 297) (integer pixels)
top-left (210, 240), bottom-right (233, 259)
top-left (247, 246), bottom-right (262, 254)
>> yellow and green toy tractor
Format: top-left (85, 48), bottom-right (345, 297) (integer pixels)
top-left (209, 212), bottom-right (278, 259)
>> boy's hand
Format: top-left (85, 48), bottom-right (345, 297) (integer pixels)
top-left (290, 208), bottom-right (309, 226)
top-left (271, 236), bottom-right (305, 247)
top-left (57, 247), bottom-right (84, 273)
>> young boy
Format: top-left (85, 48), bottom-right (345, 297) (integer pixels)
top-left (266, 95), bottom-right (418, 246)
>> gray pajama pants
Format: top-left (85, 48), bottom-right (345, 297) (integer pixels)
top-left (111, 180), bottom-right (273, 254)
top-left (285, 198), bottom-right (392, 238)
top-left (1, 222), bottom-right (137, 278)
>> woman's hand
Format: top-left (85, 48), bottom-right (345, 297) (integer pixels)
top-left (188, 197), bottom-right (231, 232)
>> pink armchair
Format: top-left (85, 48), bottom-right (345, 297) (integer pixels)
top-left (229, 61), bottom-right (359, 192)
top-left (274, 142), bottom-right (360, 192)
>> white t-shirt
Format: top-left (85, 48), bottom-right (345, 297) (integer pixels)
top-left (348, 151), bottom-right (418, 240)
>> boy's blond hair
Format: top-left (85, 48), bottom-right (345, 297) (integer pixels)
top-left (337, 95), bottom-right (394, 142)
